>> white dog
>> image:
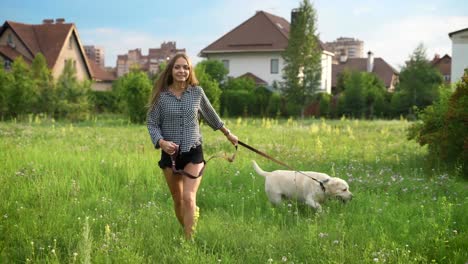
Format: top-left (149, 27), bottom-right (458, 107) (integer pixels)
top-left (252, 161), bottom-right (352, 212)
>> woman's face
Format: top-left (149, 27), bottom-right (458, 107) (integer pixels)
top-left (172, 57), bottom-right (190, 83)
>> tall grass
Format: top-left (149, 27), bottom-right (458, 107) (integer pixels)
top-left (0, 117), bottom-right (466, 263)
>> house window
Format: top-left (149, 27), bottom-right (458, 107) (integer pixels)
top-left (7, 34), bottom-right (13, 44)
top-left (4, 59), bottom-right (12, 70)
top-left (270, 59), bottom-right (279, 74)
top-left (68, 36), bottom-right (73, 49)
top-left (444, 75), bottom-right (450, 81)
top-left (222, 59), bottom-right (229, 72)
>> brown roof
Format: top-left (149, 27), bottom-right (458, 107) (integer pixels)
top-left (0, 44), bottom-right (33, 63)
top-left (88, 59), bottom-right (116, 81)
top-left (332, 58), bottom-right (399, 88)
top-left (200, 11), bottom-right (290, 55)
top-left (1, 20), bottom-right (92, 78)
top-left (449, 27), bottom-right (468, 37)
top-left (237, 72), bottom-right (268, 85)
top-left (200, 10), bottom-right (329, 56)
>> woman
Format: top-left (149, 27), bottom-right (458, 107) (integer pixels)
top-left (147, 53), bottom-right (238, 239)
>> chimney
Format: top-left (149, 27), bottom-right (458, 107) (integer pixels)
top-left (55, 18), bottom-right (65, 24)
top-left (367, 51), bottom-right (374, 72)
top-left (339, 49), bottom-right (348, 63)
top-left (291, 8), bottom-right (300, 25)
top-left (42, 19), bottom-right (54, 24)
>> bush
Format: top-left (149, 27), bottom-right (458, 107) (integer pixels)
top-left (89, 91), bottom-right (120, 113)
top-left (120, 70), bottom-right (152, 123)
top-left (408, 70), bottom-right (468, 177)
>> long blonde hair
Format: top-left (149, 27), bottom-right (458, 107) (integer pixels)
top-left (147, 53), bottom-right (199, 111)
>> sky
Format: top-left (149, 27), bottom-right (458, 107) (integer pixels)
top-left (1, 0), bottom-right (467, 70)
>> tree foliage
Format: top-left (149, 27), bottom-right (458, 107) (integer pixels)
top-left (408, 69), bottom-right (468, 177)
top-left (56, 59), bottom-right (91, 121)
top-left (119, 69), bottom-right (152, 123)
top-left (194, 63), bottom-right (222, 112)
top-left (392, 43), bottom-right (443, 117)
top-left (31, 53), bottom-right (56, 115)
top-left (196, 59), bottom-right (228, 84)
top-left (282, 0), bottom-right (322, 117)
top-left (8, 57), bottom-right (36, 117)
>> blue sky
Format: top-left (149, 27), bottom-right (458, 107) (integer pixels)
top-left (2, 0), bottom-right (467, 69)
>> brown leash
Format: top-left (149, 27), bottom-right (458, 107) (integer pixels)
top-left (170, 145), bottom-right (237, 179)
top-left (171, 141), bottom-right (327, 192)
top-left (237, 140), bottom-right (327, 192)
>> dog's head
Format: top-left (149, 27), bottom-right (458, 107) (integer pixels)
top-left (324, 178), bottom-right (353, 202)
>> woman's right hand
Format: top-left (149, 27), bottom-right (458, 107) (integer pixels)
top-left (160, 139), bottom-right (178, 155)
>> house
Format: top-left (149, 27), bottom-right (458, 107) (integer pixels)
top-left (0, 19), bottom-right (115, 91)
top-left (331, 51), bottom-right (399, 93)
top-left (199, 10), bottom-right (334, 94)
top-left (116, 42), bottom-right (185, 77)
top-left (431, 54), bottom-right (451, 84)
top-left (449, 28), bottom-right (468, 83)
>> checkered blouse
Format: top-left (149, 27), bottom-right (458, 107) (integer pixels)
top-left (147, 86), bottom-right (224, 153)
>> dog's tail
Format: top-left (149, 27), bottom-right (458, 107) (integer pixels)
top-left (252, 160), bottom-right (269, 177)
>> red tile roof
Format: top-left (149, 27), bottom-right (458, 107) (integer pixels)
top-left (332, 58), bottom-right (399, 88)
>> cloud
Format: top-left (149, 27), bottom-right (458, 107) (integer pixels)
top-left (364, 15), bottom-right (468, 69)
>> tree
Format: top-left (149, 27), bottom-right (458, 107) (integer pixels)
top-left (342, 71), bottom-right (365, 117)
top-left (196, 59), bottom-right (228, 85)
top-left (0, 60), bottom-right (12, 118)
top-left (31, 53), bottom-right (56, 115)
top-left (120, 69), bottom-right (152, 123)
top-left (392, 43), bottom-right (443, 117)
top-left (282, 0), bottom-right (322, 117)
top-left (408, 69), bottom-right (467, 177)
top-left (8, 57), bottom-right (36, 117)
top-left (194, 63), bottom-right (222, 112)
top-left (56, 59), bottom-right (91, 121)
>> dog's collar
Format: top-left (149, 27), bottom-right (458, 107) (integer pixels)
top-left (319, 178), bottom-right (329, 192)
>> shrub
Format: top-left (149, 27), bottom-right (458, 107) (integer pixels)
top-left (408, 69), bottom-right (468, 177)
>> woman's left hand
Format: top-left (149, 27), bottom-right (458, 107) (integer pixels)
top-left (226, 133), bottom-right (238, 146)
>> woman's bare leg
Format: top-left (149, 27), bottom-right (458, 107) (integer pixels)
top-left (162, 168), bottom-right (184, 226)
top-left (182, 162), bottom-right (204, 239)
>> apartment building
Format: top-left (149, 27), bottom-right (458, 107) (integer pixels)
top-left (116, 41), bottom-right (185, 77)
top-left (84, 45), bottom-right (105, 68)
top-left (324, 37), bottom-right (364, 62)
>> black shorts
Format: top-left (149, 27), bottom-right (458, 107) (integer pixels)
top-left (158, 145), bottom-right (205, 170)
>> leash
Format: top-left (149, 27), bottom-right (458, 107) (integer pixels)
top-left (171, 141), bottom-right (327, 192)
top-left (237, 140), bottom-right (327, 192)
top-left (170, 145), bottom-right (237, 179)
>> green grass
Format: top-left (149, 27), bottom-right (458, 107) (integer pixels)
top-left (0, 117), bottom-right (467, 263)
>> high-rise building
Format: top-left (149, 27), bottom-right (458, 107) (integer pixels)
top-left (84, 45), bottom-right (105, 68)
top-left (324, 37), bottom-right (364, 63)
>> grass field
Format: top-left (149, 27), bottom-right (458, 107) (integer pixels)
top-left (0, 116), bottom-right (467, 263)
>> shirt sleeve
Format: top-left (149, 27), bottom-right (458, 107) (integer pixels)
top-left (198, 87), bottom-right (224, 130)
top-left (147, 103), bottom-right (164, 149)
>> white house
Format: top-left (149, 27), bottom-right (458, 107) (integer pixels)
top-left (449, 27), bottom-right (468, 83)
top-left (199, 10), bottom-right (334, 94)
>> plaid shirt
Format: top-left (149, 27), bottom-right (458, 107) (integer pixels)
top-left (147, 86), bottom-right (224, 153)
